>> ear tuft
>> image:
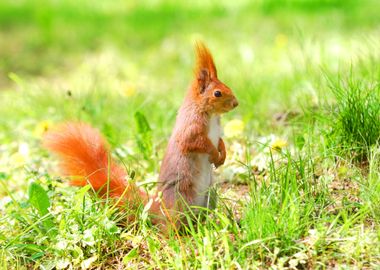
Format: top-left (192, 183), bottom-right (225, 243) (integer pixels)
top-left (198, 68), bottom-right (209, 93)
top-left (194, 41), bottom-right (217, 93)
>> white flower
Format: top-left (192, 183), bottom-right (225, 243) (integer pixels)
top-left (81, 255), bottom-right (98, 270)
top-left (55, 240), bottom-right (68, 250)
top-left (82, 228), bottom-right (96, 247)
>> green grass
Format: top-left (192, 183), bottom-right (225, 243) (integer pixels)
top-left (328, 67), bottom-right (380, 160)
top-left (1, 0), bottom-right (380, 268)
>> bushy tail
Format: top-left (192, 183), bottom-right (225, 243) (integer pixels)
top-left (43, 122), bottom-right (147, 204)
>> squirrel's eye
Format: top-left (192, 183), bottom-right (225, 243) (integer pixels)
top-left (214, 90), bottom-right (222, 97)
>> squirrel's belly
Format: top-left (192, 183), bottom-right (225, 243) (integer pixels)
top-left (192, 115), bottom-right (220, 208)
top-left (192, 154), bottom-right (213, 207)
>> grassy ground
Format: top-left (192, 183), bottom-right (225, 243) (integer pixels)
top-left (1, 0), bottom-right (380, 268)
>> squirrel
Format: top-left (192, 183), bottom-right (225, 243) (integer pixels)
top-left (43, 42), bottom-right (238, 230)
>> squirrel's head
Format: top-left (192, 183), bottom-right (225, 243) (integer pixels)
top-left (191, 42), bottom-right (238, 114)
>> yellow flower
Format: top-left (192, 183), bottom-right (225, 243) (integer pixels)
top-left (270, 138), bottom-right (288, 151)
top-left (123, 84), bottom-right (136, 97)
top-left (224, 119), bottom-right (244, 138)
top-left (275, 34), bottom-right (288, 48)
top-left (11, 153), bottom-right (26, 167)
top-left (11, 142), bottom-right (30, 167)
top-left (33, 120), bottom-right (53, 137)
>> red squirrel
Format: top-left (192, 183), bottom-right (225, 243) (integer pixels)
top-left (43, 42), bottom-right (238, 229)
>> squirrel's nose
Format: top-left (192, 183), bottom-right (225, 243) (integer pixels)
top-left (232, 99), bottom-right (239, 108)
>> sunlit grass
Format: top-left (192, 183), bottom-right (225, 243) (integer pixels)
top-left (1, 0), bottom-right (380, 268)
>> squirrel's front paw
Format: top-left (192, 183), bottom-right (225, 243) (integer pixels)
top-left (214, 154), bottom-right (225, 168)
top-left (208, 149), bottom-right (219, 165)
top-left (209, 152), bottom-right (225, 168)
top-left (215, 139), bottom-right (226, 168)
top-left (208, 154), bottom-right (218, 165)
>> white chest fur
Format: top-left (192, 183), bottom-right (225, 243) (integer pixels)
top-left (208, 115), bottom-right (221, 148)
top-left (193, 115), bottom-right (221, 208)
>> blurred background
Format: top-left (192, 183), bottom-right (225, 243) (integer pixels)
top-left (0, 0), bottom-right (379, 145)
top-left (1, 0), bottom-right (379, 82)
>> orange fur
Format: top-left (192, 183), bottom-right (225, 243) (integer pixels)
top-left (158, 41), bottom-right (238, 215)
top-left (194, 41), bottom-right (217, 79)
top-left (43, 42), bottom-right (238, 230)
top-left (43, 123), bottom-right (146, 203)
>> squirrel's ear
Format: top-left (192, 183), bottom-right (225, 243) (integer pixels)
top-left (194, 41), bottom-right (217, 94)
